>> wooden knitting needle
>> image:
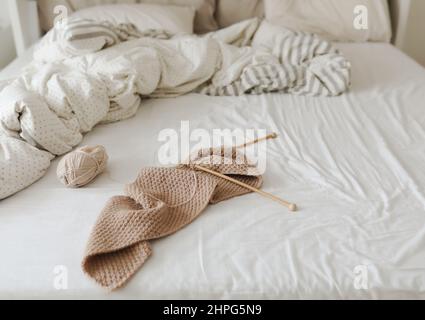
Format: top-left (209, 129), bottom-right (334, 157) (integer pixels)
top-left (235, 132), bottom-right (278, 149)
top-left (194, 164), bottom-right (297, 212)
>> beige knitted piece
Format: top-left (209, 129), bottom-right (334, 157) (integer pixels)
top-left (82, 147), bottom-right (263, 290)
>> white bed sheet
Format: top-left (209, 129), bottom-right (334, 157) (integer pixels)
top-left (0, 44), bottom-right (36, 81)
top-left (1, 42), bottom-right (425, 299)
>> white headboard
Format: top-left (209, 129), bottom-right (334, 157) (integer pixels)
top-left (8, 0), bottom-right (412, 56)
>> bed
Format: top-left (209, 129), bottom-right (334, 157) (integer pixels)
top-left (1, 0), bottom-right (425, 299)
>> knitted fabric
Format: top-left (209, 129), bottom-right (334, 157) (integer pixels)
top-left (82, 147), bottom-right (263, 290)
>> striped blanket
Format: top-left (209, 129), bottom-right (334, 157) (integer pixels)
top-left (200, 32), bottom-right (350, 97)
top-left (0, 18), bottom-right (350, 200)
top-left (34, 18), bottom-right (172, 61)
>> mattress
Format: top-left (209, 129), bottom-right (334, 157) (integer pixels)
top-left (1, 42), bottom-right (425, 299)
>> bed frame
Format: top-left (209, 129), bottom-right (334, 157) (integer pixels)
top-left (8, 0), bottom-right (411, 56)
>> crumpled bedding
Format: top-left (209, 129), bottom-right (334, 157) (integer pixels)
top-left (0, 18), bottom-right (350, 200)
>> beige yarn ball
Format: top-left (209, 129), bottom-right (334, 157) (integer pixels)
top-left (57, 145), bottom-right (108, 188)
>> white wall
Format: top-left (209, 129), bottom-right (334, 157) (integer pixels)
top-left (0, 0), bottom-right (17, 69)
top-left (402, 0), bottom-right (425, 67)
top-left (0, 1), bottom-right (11, 29)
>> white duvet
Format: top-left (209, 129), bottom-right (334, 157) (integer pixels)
top-left (0, 19), bottom-right (350, 200)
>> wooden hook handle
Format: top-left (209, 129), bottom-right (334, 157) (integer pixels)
top-left (194, 165), bottom-right (297, 212)
top-left (235, 132), bottom-right (278, 149)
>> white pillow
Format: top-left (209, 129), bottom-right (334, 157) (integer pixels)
top-left (38, 0), bottom-right (138, 32)
top-left (264, 0), bottom-right (392, 42)
top-left (71, 3), bottom-right (195, 34)
top-left (139, 0), bottom-right (218, 34)
top-left (215, 0), bottom-right (264, 29)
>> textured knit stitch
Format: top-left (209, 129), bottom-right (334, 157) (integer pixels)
top-left (82, 148), bottom-right (263, 290)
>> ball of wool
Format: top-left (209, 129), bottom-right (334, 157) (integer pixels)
top-left (57, 145), bottom-right (108, 188)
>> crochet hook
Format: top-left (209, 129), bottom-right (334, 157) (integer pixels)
top-left (194, 165), bottom-right (297, 212)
